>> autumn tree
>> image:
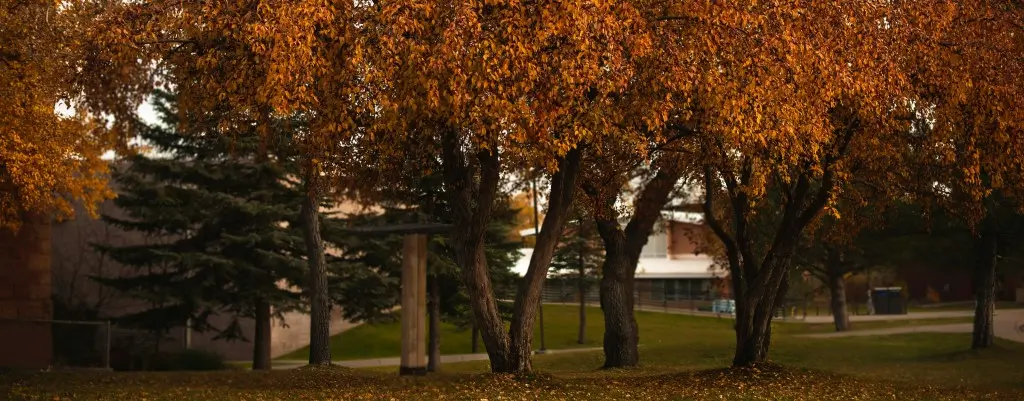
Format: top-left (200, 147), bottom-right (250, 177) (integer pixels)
top-left (1, 0), bottom-right (113, 231)
top-left (652, 1), bottom-right (924, 366)
top-left (901, 2), bottom-right (1024, 349)
top-left (362, 0), bottom-right (658, 373)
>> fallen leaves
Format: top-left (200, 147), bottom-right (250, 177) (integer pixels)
top-left (1, 363), bottom-right (1020, 401)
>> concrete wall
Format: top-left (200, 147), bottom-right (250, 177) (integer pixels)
top-left (0, 215), bottom-right (54, 369)
top-left (50, 195), bottom-right (370, 363)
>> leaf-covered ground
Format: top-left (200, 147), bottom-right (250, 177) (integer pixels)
top-left (4, 364), bottom-right (1022, 401)
top-left (7, 308), bottom-right (1023, 400)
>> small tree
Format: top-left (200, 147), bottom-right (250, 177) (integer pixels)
top-left (550, 210), bottom-right (603, 344)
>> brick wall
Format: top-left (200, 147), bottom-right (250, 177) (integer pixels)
top-left (0, 215), bottom-right (54, 369)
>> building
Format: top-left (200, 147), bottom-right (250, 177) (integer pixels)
top-left (0, 214), bottom-right (54, 369)
top-left (0, 183), bottom-right (372, 369)
top-left (517, 210), bottom-right (730, 309)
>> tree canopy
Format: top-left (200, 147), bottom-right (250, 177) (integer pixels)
top-left (1, 0), bottom-right (113, 230)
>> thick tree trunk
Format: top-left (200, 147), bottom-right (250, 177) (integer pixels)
top-left (587, 159), bottom-right (683, 369)
top-left (828, 276), bottom-right (850, 332)
top-left (733, 261), bottom-right (791, 366)
top-left (300, 181), bottom-right (331, 365)
top-left (972, 230), bottom-right (998, 349)
top-left (598, 242), bottom-right (639, 368)
top-left (578, 261), bottom-right (587, 345)
top-left (441, 139), bottom-right (512, 372)
top-left (471, 321), bottom-right (480, 354)
top-left (252, 298), bottom-right (272, 370)
top-left (428, 276), bottom-right (442, 372)
top-left (826, 249), bottom-right (850, 332)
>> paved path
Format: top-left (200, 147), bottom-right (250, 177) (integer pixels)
top-left (799, 309), bottom-right (1024, 343)
top-left (799, 310), bottom-right (976, 324)
top-left (271, 347), bottom-right (603, 370)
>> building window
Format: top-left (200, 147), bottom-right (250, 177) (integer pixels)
top-left (640, 232), bottom-right (668, 258)
top-left (649, 279), bottom-right (714, 301)
top-left (651, 280), bottom-right (665, 301)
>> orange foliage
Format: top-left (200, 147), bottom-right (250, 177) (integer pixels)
top-left (0, 0), bottom-right (113, 231)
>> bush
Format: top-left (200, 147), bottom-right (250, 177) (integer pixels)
top-left (148, 349), bottom-right (226, 371)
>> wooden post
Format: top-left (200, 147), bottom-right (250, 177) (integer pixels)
top-left (400, 234), bottom-right (428, 376)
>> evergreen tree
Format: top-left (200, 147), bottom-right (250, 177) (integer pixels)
top-left (93, 91), bottom-right (333, 369)
top-left (549, 210), bottom-right (602, 344)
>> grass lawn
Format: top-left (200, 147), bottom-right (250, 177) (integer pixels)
top-left (279, 304), bottom-right (976, 361)
top-left (5, 305), bottom-right (1023, 400)
top-left (279, 305), bottom-right (610, 361)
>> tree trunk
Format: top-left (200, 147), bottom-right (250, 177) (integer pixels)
top-left (252, 298), bottom-right (272, 370)
top-left (578, 268), bottom-right (587, 345)
top-left (441, 139), bottom-right (512, 372)
top-left (972, 229), bottom-right (998, 349)
top-left (732, 260), bottom-right (791, 366)
top-left (300, 179), bottom-right (331, 365)
top-left (428, 276), bottom-right (442, 372)
top-left (505, 148), bottom-right (583, 373)
top-left (826, 249), bottom-right (850, 332)
top-left (598, 237), bottom-right (639, 368)
top-left (586, 157), bottom-right (684, 368)
top-left (599, 264), bottom-right (638, 367)
top-left (471, 321), bottom-right (479, 354)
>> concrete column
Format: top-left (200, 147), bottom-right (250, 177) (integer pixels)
top-left (399, 234), bottom-right (428, 375)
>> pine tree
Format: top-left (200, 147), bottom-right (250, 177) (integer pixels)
top-left (93, 91), bottom-right (319, 370)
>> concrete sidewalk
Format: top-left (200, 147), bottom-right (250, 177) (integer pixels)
top-left (798, 309), bottom-right (1024, 343)
top-left (799, 310), bottom-right (977, 324)
top-left (271, 347), bottom-right (603, 370)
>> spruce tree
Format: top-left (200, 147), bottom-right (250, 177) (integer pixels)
top-left (94, 91), bottom-right (320, 370)
top-left (549, 210), bottom-right (603, 344)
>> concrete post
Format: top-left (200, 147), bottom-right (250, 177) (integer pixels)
top-left (399, 234), bottom-right (428, 375)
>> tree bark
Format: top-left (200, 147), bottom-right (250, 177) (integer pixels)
top-left (442, 132), bottom-right (582, 373)
top-left (578, 254), bottom-right (587, 345)
top-left (729, 244), bottom-right (797, 367)
top-left (505, 147), bottom-right (583, 373)
top-left (471, 321), bottom-right (479, 354)
top-left (300, 177), bottom-right (331, 365)
top-left (441, 137), bottom-right (512, 372)
top-left (826, 249), bottom-right (851, 332)
top-left (597, 242), bottom-right (639, 368)
top-left (252, 298), bottom-right (272, 370)
top-left (972, 229), bottom-right (998, 349)
top-left (428, 276), bottom-right (442, 372)
top-left (586, 157), bottom-right (684, 368)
